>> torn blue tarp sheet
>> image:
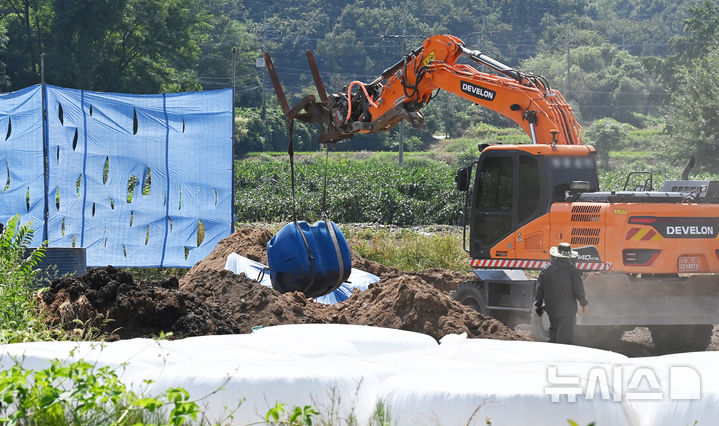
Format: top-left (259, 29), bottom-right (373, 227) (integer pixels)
top-left (224, 253), bottom-right (380, 305)
top-left (0, 85), bottom-right (233, 267)
top-left (0, 86), bottom-right (45, 242)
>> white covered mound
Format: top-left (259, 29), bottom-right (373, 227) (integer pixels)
top-left (1, 324), bottom-right (717, 425)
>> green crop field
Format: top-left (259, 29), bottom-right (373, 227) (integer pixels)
top-left (234, 145), bottom-right (718, 227)
top-left (234, 153), bottom-right (466, 226)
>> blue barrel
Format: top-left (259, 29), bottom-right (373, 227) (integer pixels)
top-left (267, 220), bottom-right (352, 298)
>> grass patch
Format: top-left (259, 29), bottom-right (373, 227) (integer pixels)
top-left (342, 225), bottom-right (468, 272)
top-left (441, 137), bottom-right (479, 152)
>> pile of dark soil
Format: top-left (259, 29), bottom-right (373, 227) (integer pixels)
top-left (41, 266), bottom-right (237, 340)
top-left (40, 228), bottom-right (521, 342)
top-left (178, 268), bottom-right (325, 333)
top-left (327, 275), bottom-right (517, 340)
top-left (179, 268), bottom-right (518, 341)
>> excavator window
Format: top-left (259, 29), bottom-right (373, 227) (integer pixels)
top-left (470, 151), bottom-right (550, 258)
top-left (517, 156), bottom-right (541, 223)
top-left (473, 156), bottom-right (514, 249)
top-left (477, 156), bottom-right (513, 211)
top-left (548, 155), bottom-right (600, 202)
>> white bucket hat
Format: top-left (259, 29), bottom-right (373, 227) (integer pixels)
top-left (550, 242), bottom-right (578, 259)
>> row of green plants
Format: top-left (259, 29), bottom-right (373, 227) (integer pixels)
top-left (234, 154), bottom-right (464, 226)
top-left (234, 148), bottom-right (718, 227)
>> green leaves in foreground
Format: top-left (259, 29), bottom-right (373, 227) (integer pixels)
top-left (265, 402), bottom-right (319, 425)
top-left (0, 357), bottom-right (326, 425)
top-left (0, 358), bottom-right (201, 426)
top-left (0, 215), bottom-right (51, 343)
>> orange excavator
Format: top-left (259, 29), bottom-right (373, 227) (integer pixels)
top-left (265, 34), bottom-right (719, 351)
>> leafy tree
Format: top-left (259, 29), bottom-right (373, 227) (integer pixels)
top-left (1, 0), bottom-right (50, 89)
top-left (235, 104), bottom-right (316, 154)
top-left (593, 0), bottom-right (691, 57)
top-left (197, 1), bottom-right (261, 107)
top-left (670, 0), bottom-right (719, 63)
top-left (521, 41), bottom-right (652, 124)
top-left (499, 0), bottom-right (592, 61)
top-left (642, 1), bottom-right (719, 102)
top-left (1, 0), bottom-right (212, 93)
top-left (665, 47), bottom-right (719, 170)
top-left (583, 117), bottom-right (629, 169)
top-left (0, 19), bottom-right (8, 89)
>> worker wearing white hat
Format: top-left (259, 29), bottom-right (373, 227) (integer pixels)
top-left (534, 242), bottom-right (589, 344)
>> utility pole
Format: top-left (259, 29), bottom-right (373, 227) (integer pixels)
top-left (566, 28), bottom-right (571, 96)
top-left (231, 47), bottom-right (237, 233)
top-left (232, 48), bottom-right (237, 105)
top-left (398, 16), bottom-right (406, 167)
top-left (40, 53), bottom-right (49, 243)
top-left (260, 12), bottom-right (267, 119)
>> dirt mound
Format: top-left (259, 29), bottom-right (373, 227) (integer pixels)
top-left (176, 228), bottom-right (518, 341)
top-left (328, 275), bottom-right (518, 340)
top-left (40, 227), bottom-right (521, 342)
top-left (180, 227), bottom-right (273, 286)
top-left (41, 266), bottom-right (237, 340)
top-left (179, 268), bottom-right (518, 341)
top-left (182, 229), bottom-right (476, 294)
top-left (179, 268), bottom-right (326, 333)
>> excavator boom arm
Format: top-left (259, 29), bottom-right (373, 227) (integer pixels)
top-left (265, 34), bottom-right (582, 146)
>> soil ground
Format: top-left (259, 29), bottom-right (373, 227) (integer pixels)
top-left (39, 227), bottom-right (719, 355)
top-left (40, 227), bottom-right (519, 342)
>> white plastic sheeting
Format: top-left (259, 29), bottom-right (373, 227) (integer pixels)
top-left (224, 253), bottom-right (380, 305)
top-left (2, 324), bottom-right (718, 425)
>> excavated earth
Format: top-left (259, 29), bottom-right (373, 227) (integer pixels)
top-left (41, 267), bottom-right (238, 340)
top-left (40, 227), bottom-right (520, 342)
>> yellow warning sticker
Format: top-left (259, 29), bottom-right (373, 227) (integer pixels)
top-left (423, 52), bottom-right (436, 66)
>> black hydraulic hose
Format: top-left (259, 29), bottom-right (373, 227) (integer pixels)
top-left (461, 46), bottom-right (524, 83)
top-left (375, 45), bottom-right (425, 84)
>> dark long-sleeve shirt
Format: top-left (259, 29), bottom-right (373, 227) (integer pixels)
top-left (535, 259), bottom-right (588, 317)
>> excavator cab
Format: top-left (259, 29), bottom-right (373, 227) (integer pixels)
top-left (458, 145), bottom-right (599, 258)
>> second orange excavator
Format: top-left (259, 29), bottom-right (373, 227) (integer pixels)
top-left (265, 34), bottom-right (719, 351)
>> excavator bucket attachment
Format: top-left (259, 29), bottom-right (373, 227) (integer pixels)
top-left (306, 50), bottom-right (329, 103)
top-left (264, 52), bottom-right (291, 116)
top-left (264, 51), bottom-right (354, 144)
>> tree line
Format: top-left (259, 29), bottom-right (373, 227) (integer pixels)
top-left (1, 0), bottom-right (719, 167)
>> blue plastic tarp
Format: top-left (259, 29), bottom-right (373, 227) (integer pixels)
top-left (0, 86), bottom-right (45, 244)
top-left (0, 85), bottom-right (233, 267)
